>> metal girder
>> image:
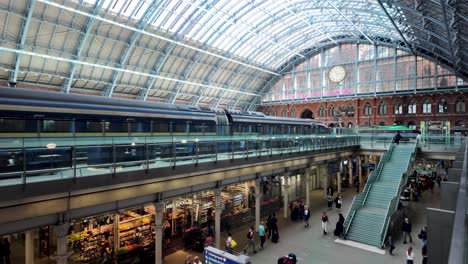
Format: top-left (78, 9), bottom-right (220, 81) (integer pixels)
top-left (0, 46), bottom-right (260, 97)
top-left (376, 0), bottom-right (415, 55)
top-left (324, 0), bottom-right (374, 45)
top-left (439, 0), bottom-right (457, 73)
top-left (62, 0), bottom-right (104, 93)
top-left (10, 0), bottom-right (36, 84)
top-left (36, 0), bottom-right (279, 76)
top-left (104, 0), bottom-right (160, 97)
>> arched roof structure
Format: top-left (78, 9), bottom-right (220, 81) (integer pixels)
top-left (0, 0), bottom-right (466, 109)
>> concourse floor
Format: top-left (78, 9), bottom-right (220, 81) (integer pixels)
top-left (166, 184), bottom-right (439, 264)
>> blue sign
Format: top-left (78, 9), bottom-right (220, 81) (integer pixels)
top-left (368, 163), bottom-right (375, 169)
top-left (204, 246), bottom-right (249, 264)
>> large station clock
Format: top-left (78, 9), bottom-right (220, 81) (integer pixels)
top-left (328, 66), bottom-right (346, 83)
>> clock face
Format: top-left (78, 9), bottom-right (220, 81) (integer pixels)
top-left (328, 66), bottom-right (346, 83)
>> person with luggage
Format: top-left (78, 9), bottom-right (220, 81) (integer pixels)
top-left (225, 232), bottom-right (234, 254)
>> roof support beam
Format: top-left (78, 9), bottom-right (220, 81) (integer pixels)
top-left (324, 0), bottom-right (374, 45)
top-left (104, 0), bottom-right (160, 97)
top-left (0, 46), bottom-right (260, 98)
top-left (10, 0), bottom-right (37, 84)
top-left (63, 0), bottom-right (104, 93)
top-left (439, 0), bottom-right (457, 72)
top-left (37, 0), bottom-right (279, 76)
top-left (376, 0), bottom-right (415, 55)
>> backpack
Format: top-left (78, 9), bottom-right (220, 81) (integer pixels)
top-left (247, 230), bottom-right (253, 239)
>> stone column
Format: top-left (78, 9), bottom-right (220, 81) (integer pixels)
top-left (214, 188), bottom-right (223, 249)
top-left (192, 193), bottom-right (197, 227)
top-left (114, 213), bottom-right (120, 250)
top-left (365, 155), bottom-right (370, 178)
top-left (153, 202), bottom-right (164, 264)
top-left (358, 157), bottom-right (363, 186)
top-left (305, 168), bottom-right (311, 207)
top-left (25, 229), bottom-right (35, 264)
top-left (50, 223), bottom-right (73, 264)
top-left (283, 174), bottom-right (290, 219)
top-left (348, 158), bottom-right (353, 185)
top-left (337, 171), bottom-right (342, 194)
top-left (255, 179), bottom-right (262, 232)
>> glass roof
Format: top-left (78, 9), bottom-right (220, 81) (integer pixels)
top-left (79, 0), bottom-right (402, 68)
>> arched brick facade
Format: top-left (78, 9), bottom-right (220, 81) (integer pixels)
top-left (257, 91), bottom-right (468, 128)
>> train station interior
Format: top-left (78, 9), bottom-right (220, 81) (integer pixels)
top-left (0, 0), bottom-right (467, 264)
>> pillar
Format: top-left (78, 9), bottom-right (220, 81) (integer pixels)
top-left (255, 179), bottom-right (262, 232)
top-left (113, 213), bottom-right (120, 250)
top-left (337, 171), bottom-right (341, 194)
top-left (214, 188), bottom-right (223, 248)
top-left (153, 202), bottom-right (164, 264)
top-left (50, 223), bottom-right (72, 264)
top-left (25, 229), bottom-right (34, 264)
top-left (283, 174), bottom-right (290, 219)
top-left (305, 168), bottom-right (311, 207)
top-left (192, 193), bottom-right (197, 227)
top-left (348, 158), bottom-right (353, 185)
top-left (364, 155), bottom-right (370, 178)
top-left (358, 156), bottom-right (363, 185)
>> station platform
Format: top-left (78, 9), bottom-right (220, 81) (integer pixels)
top-left (163, 185), bottom-right (438, 264)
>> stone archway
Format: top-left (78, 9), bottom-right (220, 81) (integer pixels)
top-left (301, 109), bottom-right (314, 119)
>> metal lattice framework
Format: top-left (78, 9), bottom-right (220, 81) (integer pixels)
top-left (0, 0), bottom-right (466, 110)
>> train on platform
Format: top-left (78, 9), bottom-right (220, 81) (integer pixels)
top-left (0, 87), bottom-right (329, 175)
top-left (0, 87), bottom-right (328, 137)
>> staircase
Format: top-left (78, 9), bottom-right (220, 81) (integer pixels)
top-left (343, 143), bottom-right (416, 247)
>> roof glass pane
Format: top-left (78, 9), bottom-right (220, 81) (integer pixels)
top-left (76, 0), bottom-right (404, 70)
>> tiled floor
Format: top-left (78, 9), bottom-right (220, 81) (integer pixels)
top-left (164, 185), bottom-right (439, 264)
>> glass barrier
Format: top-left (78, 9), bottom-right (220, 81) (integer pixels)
top-left (0, 134), bottom-right (359, 187)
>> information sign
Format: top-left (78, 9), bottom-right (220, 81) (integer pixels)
top-left (204, 246), bottom-right (250, 264)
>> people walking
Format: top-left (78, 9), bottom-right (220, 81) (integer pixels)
top-left (333, 213), bottom-right (344, 237)
top-left (335, 195), bottom-right (342, 211)
top-left (388, 235), bottom-right (395, 255)
top-left (327, 194), bottom-right (333, 210)
top-left (243, 226), bottom-right (257, 255)
top-left (321, 212), bottom-right (329, 235)
top-left (258, 221), bottom-right (266, 249)
top-left (406, 246), bottom-right (414, 264)
top-left (394, 131), bottom-right (402, 145)
top-left (402, 218), bottom-right (413, 244)
top-left (225, 232), bottom-right (234, 254)
top-left (303, 205), bottom-right (310, 227)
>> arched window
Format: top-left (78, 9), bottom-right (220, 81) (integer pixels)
top-left (347, 105), bottom-right (354, 117)
top-left (290, 108), bottom-right (296, 118)
top-left (364, 103), bottom-right (372, 116)
top-left (438, 99), bottom-right (448, 113)
top-left (394, 103), bottom-right (403, 115)
top-left (274, 111), bottom-right (278, 116)
top-left (282, 109), bottom-right (287, 117)
top-left (408, 121), bottom-right (416, 129)
top-left (319, 106), bottom-right (325, 117)
top-left (378, 103), bottom-right (387, 115)
top-left (422, 99), bottom-right (431, 113)
top-left (329, 106), bottom-right (335, 117)
top-left (456, 97), bottom-right (465, 113)
top-left (408, 100), bottom-right (416, 114)
top-left (378, 121), bottom-right (386, 126)
top-left (301, 109), bottom-right (314, 119)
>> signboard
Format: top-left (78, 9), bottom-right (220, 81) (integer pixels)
top-left (204, 246), bottom-right (250, 264)
top-left (368, 163), bottom-right (375, 170)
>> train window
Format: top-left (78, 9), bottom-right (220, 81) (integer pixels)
top-left (104, 122), bottom-right (111, 132)
top-left (0, 118), bottom-right (27, 133)
top-left (155, 123), bottom-right (170, 133)
top-left (86, 121), bottom-right (103, 133)
top-left (175, 123), bottom-right (186, 133)
top-left (42, 120), bottom-right (72, 133)
top-left (109, 122), bottom-right (127, 133)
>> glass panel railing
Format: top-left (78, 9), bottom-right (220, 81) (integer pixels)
top-left (0, 135), bottom-right (359, 187)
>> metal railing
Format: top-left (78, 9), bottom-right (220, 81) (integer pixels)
top-left (0, 134), bottom-right (360, 187)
